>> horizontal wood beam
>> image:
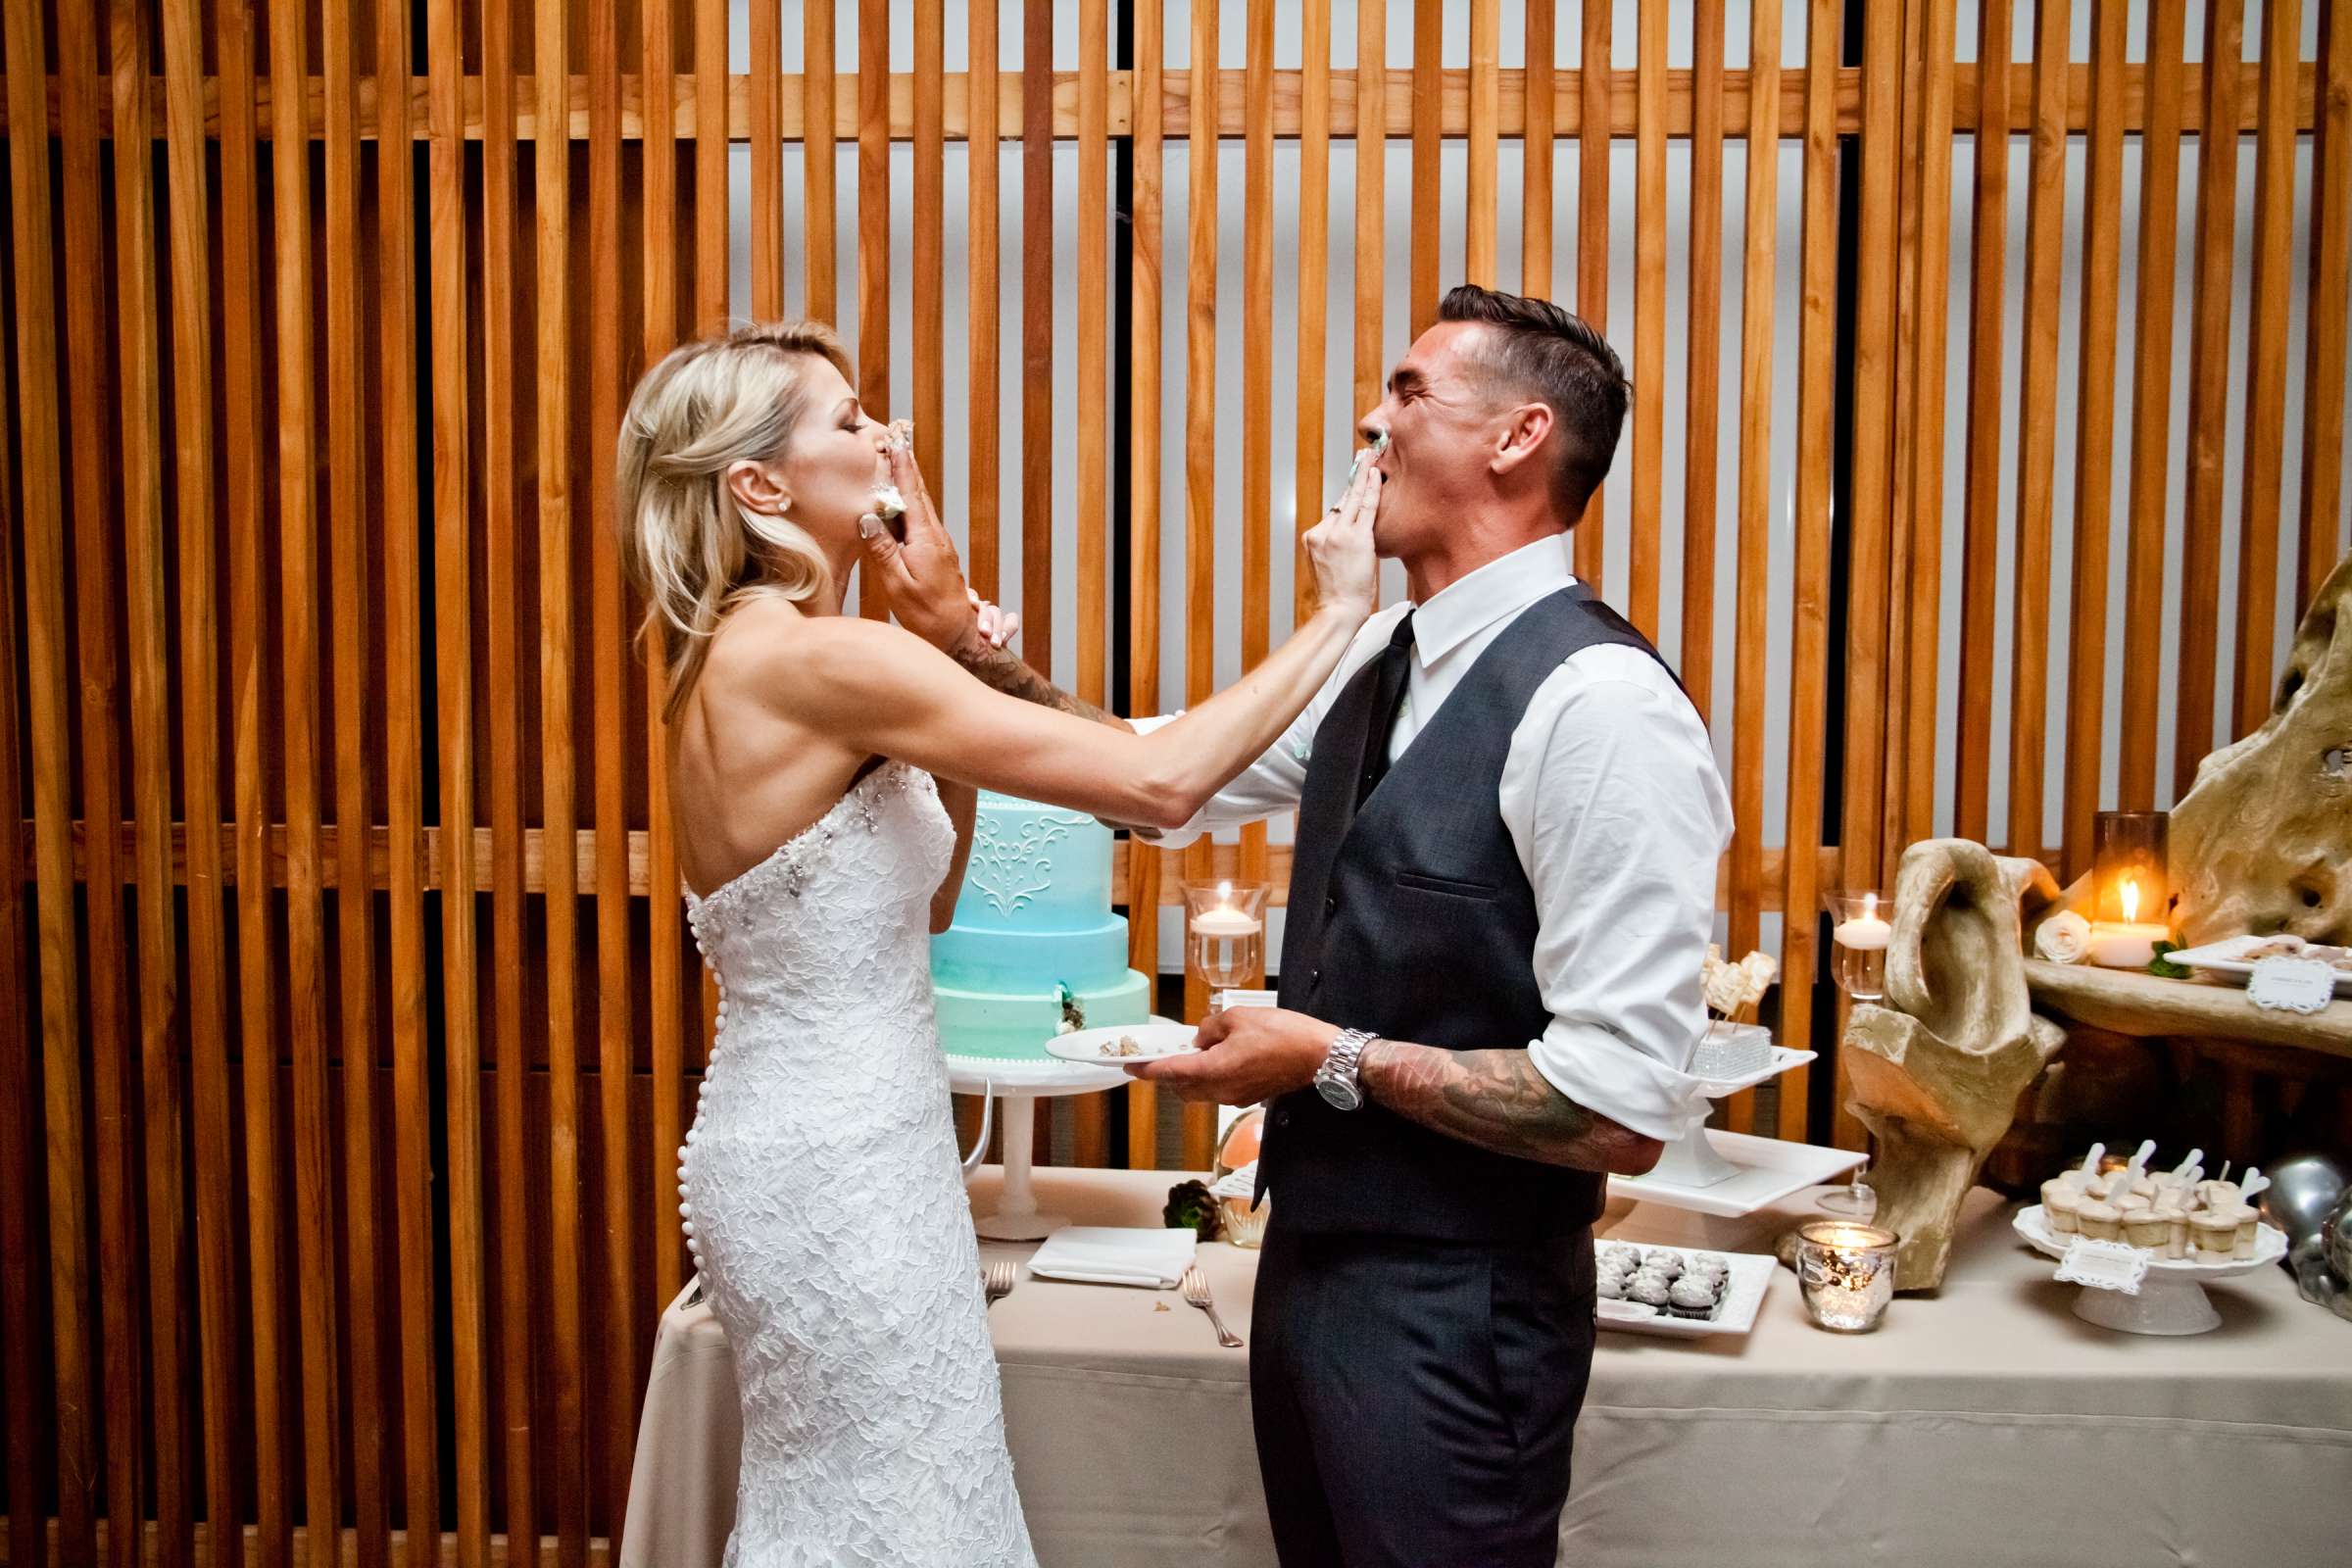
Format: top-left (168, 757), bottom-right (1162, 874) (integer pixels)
top-left (0, 64), bottom-right (2317, 145)
top-left (23, 819), bottom-right (1840, 915)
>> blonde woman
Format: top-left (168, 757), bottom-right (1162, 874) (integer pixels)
top-left (614, 321), bottom-right (1379, 1567)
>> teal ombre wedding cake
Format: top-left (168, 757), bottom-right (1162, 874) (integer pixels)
top-left (930, 793), bottom-right (1153, 1060)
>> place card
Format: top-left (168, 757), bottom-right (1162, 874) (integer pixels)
top-left (2247, 956), bottom-right (2336, 1015)
top-left (1212, 989), bottom-right (1281, 1010)
top-left (2055, 1238), bottom-right (2150, 1296)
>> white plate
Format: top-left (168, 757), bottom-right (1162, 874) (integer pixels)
top-left (1593, 1242), bottom-right (1777, 1338)
top-left (1609, 1130), bottom-right (1867, 1219)
top-left (2162, 934), bottom-right (2352, 996)
top-left (1043, 1022), bottom-right (1201, 1064)
top-left (2012, 1203), bottom-right (2287, 1276)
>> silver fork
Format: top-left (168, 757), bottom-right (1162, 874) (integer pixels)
top-left (982, 1259), bottom-right (1017, 1309)
top-left (1181, 1265), bottom-right (1243, 1348)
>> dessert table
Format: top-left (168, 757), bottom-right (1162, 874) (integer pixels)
top-left (621, 1167), bottom-right (2352, 1568)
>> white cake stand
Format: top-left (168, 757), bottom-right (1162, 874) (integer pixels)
top-left (2013, 1203), bottom-right (2288, 1336)
top-left (1609, 1046), bottom-right (1867, 1218)
top-left (946, 1014), bottom-right (1181, 1241)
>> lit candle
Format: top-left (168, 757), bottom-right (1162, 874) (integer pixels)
top-left (2087, 877), bottom-right (2169, 969)
top-left (1795, 1221), bottom-right (1898, 1332)
top-left (1191, 880), bottom-right (1262, 938)
top-left (1832, 892), bottom-right (1890, 952)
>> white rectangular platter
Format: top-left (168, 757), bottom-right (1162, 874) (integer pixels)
top-left (1608, 1130), bottom-right (1866, 1219)
top-left (1593, 1243), bottom-right (1777, 1339)
top-left (2164, 934), bottom-right (2352, 997)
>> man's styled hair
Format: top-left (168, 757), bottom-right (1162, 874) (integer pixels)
top-left (1436, 283), bottom-right (1630, 521)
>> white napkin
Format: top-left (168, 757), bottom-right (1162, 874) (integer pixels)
top-left (1025, 1226), bottom-right (1198, 1289)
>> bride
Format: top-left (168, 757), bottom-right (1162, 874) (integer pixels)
top-left (612, 320), bottom-right (1381, 1567)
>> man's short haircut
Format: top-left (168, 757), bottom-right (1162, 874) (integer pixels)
top-left (1436, 283), bottom-right (1630, 521)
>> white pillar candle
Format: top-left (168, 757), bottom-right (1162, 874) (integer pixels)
top-left (1833, 893), bottom-right (1891, 951)
top-left (1191, 880), bottom-right (1263, 937)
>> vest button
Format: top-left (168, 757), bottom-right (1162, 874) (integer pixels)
top-left (1324, 896), bottom-right (1337, 914)
top-left (1309, 968), bottom-right (1321, 987)
top-left (1274, 1108), bottom-right (1292, 1128)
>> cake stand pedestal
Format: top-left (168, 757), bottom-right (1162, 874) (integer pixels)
top-left (2013, 1203), bottom-right (2288, 1336)
top-left (947, 1017), bottom-right (1178, 1241)
top-left (1609, 1047), bottom-right (1868, 1218)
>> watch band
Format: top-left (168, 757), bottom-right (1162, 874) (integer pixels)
top-left (1315, 1027), bottom-right (1378, 1109)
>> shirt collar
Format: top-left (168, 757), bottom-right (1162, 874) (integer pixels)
top-left (1408, 533), bottom-right (1578, 667)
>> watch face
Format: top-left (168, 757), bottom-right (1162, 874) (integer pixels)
top-left (1315, 1074), bottom-right (1362, 1111)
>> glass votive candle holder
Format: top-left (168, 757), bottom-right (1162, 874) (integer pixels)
top-left (1184, 879), bottom-right (1267, 990)
top-left (1825, 892), bottom-right (1891, 1002)
top-left (1794, 1221), bottom-right (1899, 1332)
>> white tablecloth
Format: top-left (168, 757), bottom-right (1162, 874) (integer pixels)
top-left (622, 1168), bottom-right (2352, 1568)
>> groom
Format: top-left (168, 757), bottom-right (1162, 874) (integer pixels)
top-left (874, 285), bottom-right (1729, 1566)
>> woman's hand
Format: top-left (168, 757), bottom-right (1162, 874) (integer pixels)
top-left (1301, 456), bottom-right (1381, 621)
top-left (858, 440), bottom-right (984, 655)
top-left (967, 588), bottom-right (1018, 650)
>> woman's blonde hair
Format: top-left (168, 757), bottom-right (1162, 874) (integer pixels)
top-left (615, 319), bottom-right (857, 716)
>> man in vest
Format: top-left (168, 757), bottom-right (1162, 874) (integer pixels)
top-left (1126, 284), bottom-right (1731, 1566)
top-left (869, 282), bottom-right (1731, 1566)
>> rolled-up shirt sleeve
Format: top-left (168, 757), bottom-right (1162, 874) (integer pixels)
top-left (1505, 648), bottom-right (1732, 1144)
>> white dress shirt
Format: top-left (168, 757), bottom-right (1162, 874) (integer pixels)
top-left (1141, 533), bottom-right (1732, 1143)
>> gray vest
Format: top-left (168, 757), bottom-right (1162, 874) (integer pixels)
top-left (1266, 583), bottom-right (1677, 1242)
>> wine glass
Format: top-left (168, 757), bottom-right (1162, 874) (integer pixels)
top-left (1816, 1156), bottom-right (1878, 1220)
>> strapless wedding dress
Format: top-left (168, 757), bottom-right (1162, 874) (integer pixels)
top-left (679, 760), bottom-right (1038, 1567)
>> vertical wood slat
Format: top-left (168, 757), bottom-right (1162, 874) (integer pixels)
top-left (2062, 0), bottom-right (2129, 882)
top-left (217, 2), bottom-right (290, 1557)
top-left (1724, 0), bottom-right (1781, 1137)
top-left (439, 0), bottom-right (490, 1554)
top-left (860, 0), bottom-right (893, 624)
top-left (1126, 0), bottom-right (1166, 1172)
top-left (1954, 0), bottom-right (2012, 845)
top-left (1297, 0), bottom-right (1333, 634)
top-left (1779, 0), bottom-right (1841, 1144)
top-left (2175, 0), bottom-right (2247, 793)
top-left (586, 0), bottom-right (640, 1540)
top-left (1836, 0), bottom-right (1906, 1147)
top-left (2302, 0), bottom-right (2352, 605)
top-left (1520, 0), bottom-right (1553, 296)
top-left (1630, 0), bottom-right (1667, 638)
top-left (1682, 0), bottom-right (1727, 724)
top-left (1574, 0), bottom-right (1612, 580)
top-left (2231, 0), bottom-right (2301, 731)
top-left (1, 0), bottom-right (94, 1558)
top-left (1877, 0), bottom-right (1927, 867)
top-left (1409, 0), bottom-right (1442, 336)
top-left (0, 241), bottom-right (33, 1568)
top-left (1072, 0), bottom-right (1111, 1169)
top-left (1465, 0), bottom-right (1499, 286)
top-left (372, 0), bottom-right (438, 1559)
top-left (1020, 0), bottom-right (1053, 668)
top-left (107, 0), bottom-right (192, 1559)
top-left (915, 0), bottom-right (948, 481)
top-left (807, 0), bottom-right (840, 322)
top-left (159, 2), bottom-right (241, 1560)
top-left (1180, 0), bottom-right (1225, 1167)
top-left (967, 0), bottom-right (1002, 601)
top-left (58, 3), bottom-right (146, 1557)
top-left (1898, 0), bottom-right (1959, 847)
top-left (2006, 0), bottom-right (2071, 870)
top-left (2118, 0), bottom-right (2189, 812)
top-left (317, 5), bottom-right (384, 1562)
top-left (644, 0), bottom-right (689, 1325)
top-left (750, 0), bottom-right (785, 316)
top-left (1354, 0), bottom-right (1387, 423)
top-left (696, 0), bottom-right (730, 329)
top-left (477, 0), bottom-right (541, 1555)
top-left (1236, 0), bottom-right (1276, 1155)
top-left (529, 0), bottom-right (591, 1563)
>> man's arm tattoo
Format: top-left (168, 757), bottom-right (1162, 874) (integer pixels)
top-left (953, 635), bottom-right (1135, 731)
top-left (1357, 1041), bottom-right (1659, 1174)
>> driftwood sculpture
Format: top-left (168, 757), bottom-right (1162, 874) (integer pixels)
top-left (1841, 841), bottom-right (2066, 1290)
top-left (2171, 546), bottom-right (2352, 947)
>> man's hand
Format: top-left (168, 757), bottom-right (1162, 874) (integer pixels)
top-left (859, 439), bottom-right (984, 655)
top-left (1126, 1006), bottom-right (1334, 1105)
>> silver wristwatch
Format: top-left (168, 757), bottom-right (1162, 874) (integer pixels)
top-left (1314, 1027), bottom-right (1378, 1112)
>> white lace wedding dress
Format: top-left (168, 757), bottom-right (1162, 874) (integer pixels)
top-left (679, 760), bottom-right (1038, 1568)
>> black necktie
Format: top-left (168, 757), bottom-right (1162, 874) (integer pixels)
top-left (1355, 610), bottom-right (1417, 808)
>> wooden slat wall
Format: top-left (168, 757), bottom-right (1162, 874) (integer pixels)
top-left (3, 3), bottom-right (2346, 1560)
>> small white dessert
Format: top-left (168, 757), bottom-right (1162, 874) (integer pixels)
top-left (871, 481), bottom-right (909, 522)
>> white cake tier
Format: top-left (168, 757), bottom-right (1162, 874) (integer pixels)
top-left (947, 792), bottom-right (1113, 932)
top-left (931, 917), bottom-right (1136, 993)
top-left (934, 969), bottom-right (1153, 1061)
